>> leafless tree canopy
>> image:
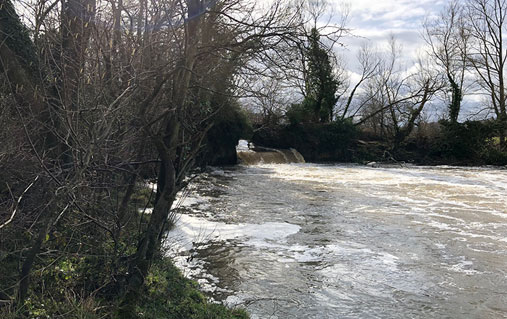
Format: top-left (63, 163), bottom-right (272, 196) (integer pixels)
top-left (2, 0), bottom-right (507, 315)
top-left (0, 0), bottom-right (326, 313)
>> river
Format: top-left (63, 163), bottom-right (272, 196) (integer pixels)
top-left (164, 163), bottom-right (507, 319)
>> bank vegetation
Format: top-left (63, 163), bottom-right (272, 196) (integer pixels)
top-left (2, 0), bottom-right (507, 318)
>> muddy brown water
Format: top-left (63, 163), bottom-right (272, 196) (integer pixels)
top-left (165, 164), bottom-right (507, 319)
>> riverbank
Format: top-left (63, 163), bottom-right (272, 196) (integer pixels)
top-left (0, 256), bottom-right (247, 318)
top-left (251, 121), bottom-right (507, 166)
top-left (0, 184), bottom-right (248, 319)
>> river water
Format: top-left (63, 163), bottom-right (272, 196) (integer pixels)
top-left (165, 164), bottom-right (507, 319)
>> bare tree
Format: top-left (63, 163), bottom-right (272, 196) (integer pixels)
top-left (423, 0), bottom-right (471, 124)
top-left (339, 42), bottom-right (381, 120)
top-left (357, 38), bottom-right (442, 148)
top-left (1, 0), bottom-right (168, 308)
top-left (244, 0), bottom-right (349, 123)
top-left (0, 0), bottom-right (346, 315)
top-left (118, 0), bottom-right (314, 314)
top-left (464, 0), bottom-right (507, 144)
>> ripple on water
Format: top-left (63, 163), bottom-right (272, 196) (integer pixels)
top-left (166, 164), bottom-right (507, 319)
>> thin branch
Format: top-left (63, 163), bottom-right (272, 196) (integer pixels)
top-left (0, 176), bottom-right (40, 230)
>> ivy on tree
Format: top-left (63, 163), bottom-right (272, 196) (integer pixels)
top-left (304, 27), bottom-right (339, 123)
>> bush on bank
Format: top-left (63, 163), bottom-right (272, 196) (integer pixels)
top-left (198, 101), bottom-right (253, 166)
top-left (437, 120), bottom-right (507, 165)
top-left (252, 119), bottom-right (507, 165)
top-left (252, 120), bottom-right (358, 162)
top-left (0, 256), bottom-right (247, 318)
top-left (0, 185), bottom-right (248, 319)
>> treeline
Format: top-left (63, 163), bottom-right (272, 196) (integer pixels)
top-left (249, 0), bottom-right (507, 165)
top-left (2, 0), bottom-right (507, 317)
top-left (0, 0), bottom-right (326, 317)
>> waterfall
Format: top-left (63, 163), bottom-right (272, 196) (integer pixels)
top-left (273, 149), bottom-right (290, 162)
top-left (236, 140), bottom-right (305, 165)
top-left (290, 148), bottom-right (305, 163)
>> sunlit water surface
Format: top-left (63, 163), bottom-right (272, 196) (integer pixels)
top-left (165, 164), bottom-right (507, 319)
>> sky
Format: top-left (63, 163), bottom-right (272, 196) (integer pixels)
top-left (340, 0), bottom-right (448, 62)
top-left (346, 0), bottom-right (447, 33)
top-left (324, 0), bottom-right (486, 119)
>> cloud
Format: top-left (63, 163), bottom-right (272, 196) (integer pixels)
top-left (328, 0), bottom-right (450, 60)
top-left (345, 0), bottom-right (446, 28)
top-left (328, 1), bottom-right (448, 79)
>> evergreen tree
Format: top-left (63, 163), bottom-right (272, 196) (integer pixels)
top-left (304, 28), bottom-right (339, 122)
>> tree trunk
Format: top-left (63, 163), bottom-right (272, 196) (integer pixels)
top-left (394, 83), bottom-right (430, 148)
top-left (448, 73), bottom-right (462, 124)
top-left (118, 144), bottom-right (177, 317)
top-left (17, 207), bottom-right (54, 304)
top-left (119, 1), bottom-right (203, 315)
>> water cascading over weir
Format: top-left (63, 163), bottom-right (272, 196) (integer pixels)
top-left (236, 140), bottom-right (305, 165)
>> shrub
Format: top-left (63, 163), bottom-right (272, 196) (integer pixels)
top-left (252, 119), bottom-right (358, 162)
top-left (286, 102), bottom-right (314, 125)
top-left (139, 258), bottom-right (249, 319)
top-left (199, 101), bottom-right (253, 166)
top-left (438, 120), bottom-right (497, 160)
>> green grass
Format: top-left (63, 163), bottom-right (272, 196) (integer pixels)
top-left (0, 255), bottom-right (248, 318)
top-left (0, 182), bottom-right (248, 318)
top-left (138, 258), bottom-right (248, 319)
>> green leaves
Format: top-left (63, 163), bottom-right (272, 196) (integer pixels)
top-left (302, 28), bottom-right (339, 123)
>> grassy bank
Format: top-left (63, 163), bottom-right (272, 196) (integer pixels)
top-left (0, 183), bottom-right (248, 319)
top-left (0, 256), bottom-right (247, 319)
top-left (138, 258), bottom-right (248, 319)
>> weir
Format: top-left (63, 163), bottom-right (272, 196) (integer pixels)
top-left (236, 140), bottom-right (305, 165)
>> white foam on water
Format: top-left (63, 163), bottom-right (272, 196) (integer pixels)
top-left (209, 168), bottom-right (226, 176)
top-left (181, 214), bottom-right (298, 243)
top-left (224, 295), bottom-right (244, 307)
top-left (427, 220), bottom-right (459, 231)
top-left (435, 243), bottom-right (446, 249)
top-left (176, 196), bottom-right (206, 208)
top-left (162, 163), bottom-right (507, 318)
top-left (236, 139), bottom-right (250, 152)
top-left (444, 257), bottom-right (481, 275)
top-left (262, 164), bottom-right (490, 189)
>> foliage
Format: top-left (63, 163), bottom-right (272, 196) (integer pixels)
top-left (0, 1), bottom-right (39, 76)
top-left (279, 26), bottom-right (342, 126)
top-left (483, 147), bottom-right (507, 165)
top-left (447, 77), bottom-right (462, 124)
top-left (438, 120), bottom-right (498, 160)
top-left (1, 0), bottom-right (306, 314)
top-left (303, 28), bottom-right (340, 123)
top-left (0, 255), bottom-right (248, 319)
top-left (200, 101), bottom-right (253, 166)
top-left (253, 117), bottom-right (507, 165)
top-left (139, 258), bottom-right (248, 319)
top-left (0, 183), bottom-right (247, 318)
top-left (286, 101), bottom-right (314, 125)
top-left (253, 120), bottom-right (357, 162)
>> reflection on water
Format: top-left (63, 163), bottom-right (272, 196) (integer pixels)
top-left (165, 164), bottom-right (507, 319)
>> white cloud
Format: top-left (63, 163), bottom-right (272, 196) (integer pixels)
top-left (326, 0), bottom-right (451, 59)
top-left (328, 1), bottom-right (448, 79)
top-left (345, 0), bottom-right (446, 25)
